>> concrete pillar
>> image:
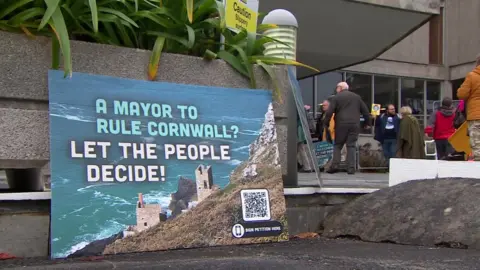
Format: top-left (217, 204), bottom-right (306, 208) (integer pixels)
top-left (441, 80), bottom-right (453, 98)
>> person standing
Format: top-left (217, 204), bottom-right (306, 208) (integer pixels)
top-left (397, 106), bottom-right (426, 159)
top-left (424, 97), bottom-right (456, 160)
top-left (324, 82), bottom-right (370, 174)
top-left (317, 97), bottom-right (335, 142)
top-left (457, 54), bottom-right (480, 161)
top-left (374, 104), bottom-right (400, 165)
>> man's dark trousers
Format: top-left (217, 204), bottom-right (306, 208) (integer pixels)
top-left (331, 124), bottom-right (359, 171)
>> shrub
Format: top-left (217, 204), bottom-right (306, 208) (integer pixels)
top-left (0, 0), bottom-right (318, 98)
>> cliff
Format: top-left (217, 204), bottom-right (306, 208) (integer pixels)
top-left (241, 103), bottom-right (279, 180)
top-left (68, 231), bottom-right (123, 258)
top-left (103, 103), bottom-right (287, 255)
top-left (169, 177), bottom-right (197, 218)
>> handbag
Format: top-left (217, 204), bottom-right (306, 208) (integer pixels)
top-left (454, 109), bottom-right (466, 129)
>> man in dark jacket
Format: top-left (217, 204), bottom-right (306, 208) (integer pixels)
top-left (324, 82), bottom-right (371, 174)
top-left (374, 104), bottom-right (401, 165)
top-left (425, 97), bottom-right (456, 159)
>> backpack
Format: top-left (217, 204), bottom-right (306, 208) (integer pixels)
top-left (453, 108), bottom-right (466, 129)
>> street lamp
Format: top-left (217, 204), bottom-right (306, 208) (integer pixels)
top-left (262, 9), bottom-right (299, 187)
top-left (261, 9), bottom-right (298, 61)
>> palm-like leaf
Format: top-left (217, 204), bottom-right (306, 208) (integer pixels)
top-left (0, 0), bottom-right (319, 92)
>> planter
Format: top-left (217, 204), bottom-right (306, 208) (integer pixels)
top-left (0, 31), bottom-right (290, 190)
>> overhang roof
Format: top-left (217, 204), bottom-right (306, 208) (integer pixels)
top-left (259, 0), bottom-right (439, 78)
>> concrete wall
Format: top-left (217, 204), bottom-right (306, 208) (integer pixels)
top-left (344, 58), bottom-right (446, 80)
top-left (0, 200), bottom-right (50, 257)
top-left (378, 23), bottom-right (430, 65)
top-left (450, 62), bottom-right (476, 80)
top-left (286, 193), bottom-right (364, 235)
top-left (0, 30), bottom-right (290, 180)
top-left (351, 0), bottom-right (441, 14)
top-left (445, 0), bottom-right (480, 66)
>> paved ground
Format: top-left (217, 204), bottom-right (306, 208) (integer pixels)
top-left (1, 238), bottom-right (479, 269)
top-left (298, 172), bottom-right (388, 188)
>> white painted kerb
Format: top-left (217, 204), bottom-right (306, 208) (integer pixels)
top-left (389, 158), bottom-right (480, 187)
top-left (284, 187), bottom-right (378, 195)
top-left (0, 191), bottom-right (51, 201)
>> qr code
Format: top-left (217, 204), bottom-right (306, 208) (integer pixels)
top-left (240, 189), bottom-right (271, 221)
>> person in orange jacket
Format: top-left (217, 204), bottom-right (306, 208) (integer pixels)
top-left (456, 54), bottom-right (480, 161)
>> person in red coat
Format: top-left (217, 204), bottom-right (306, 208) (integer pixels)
top-left (424, 97), bottom-right (456, 159)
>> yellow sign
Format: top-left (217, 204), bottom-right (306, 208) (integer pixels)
top-left (225, 0), bottom-right (259, 33)
top-left (371, 104), bottom-right (381, 116)
top-left (448, 121), bottom-right (472, 155)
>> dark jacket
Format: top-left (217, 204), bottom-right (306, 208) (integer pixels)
top-left (374, 113), bottom-right (401, 143)
top-left (425, 106), bottom-right (456, 140)
top-left (324, 90), bottom-right (370, 127)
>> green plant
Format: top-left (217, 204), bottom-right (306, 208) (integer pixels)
top-left (0, 0), bottom-right (318, 99)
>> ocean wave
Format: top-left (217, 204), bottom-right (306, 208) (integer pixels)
top-left (112, 156), bottom-right (126, 165)
top-left (204, 137), bottom-right (235, 143)
top-left (239, 129), bottom-right (260, 136)
top-left (142, 136), bottom-right (155, 143)
top-left (56, 219), bottom-right (127, 258)
top-left (77, 183), bottom-right (115, 193)
top-left (215, 116), bottom-right (264, 123)
top-left (141, 190), bottom-right (172, 207)
top-left (68, 206), bottom-right (87, 215)
top-left (50, 113), bottom-right (95, 123)
top-left (232, 145), bottom-right (249, 152)
top-left (58, 176), bottom-right (70, 184)
top-left (226, 159), bottom-right (242, 166)
top-left (93, 191), bottom-right (132, 206)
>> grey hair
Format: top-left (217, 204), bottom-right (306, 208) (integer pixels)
top-left (400, 106), bottom-right (412, 115)
top-left (336, 82), bottom-right (349, 90)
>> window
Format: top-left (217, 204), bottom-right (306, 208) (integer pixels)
top-left (315, 72), bottom-right (343, 115)
top-left (299, 77), bottom-right (314, 109)
top-left (346, 73), bottom-right (372, 134)
top-left (451, 79), bottom-right (464, 100)
top-left (374, 76), bottom-right (399, 110)
top-left (401, 79), bottom-right (425, 127)
top-left (426, 81), bottom-right (441, 117)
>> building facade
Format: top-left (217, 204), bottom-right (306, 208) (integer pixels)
top-left (299, 0), bottom-right (479, 134)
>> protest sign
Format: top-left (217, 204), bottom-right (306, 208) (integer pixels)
top-left (314, 141), bottom-right (334, 168)
top-left (49, 70), bottom-right (287, 258)
top-left (287, 67), bottom-right (322, 186)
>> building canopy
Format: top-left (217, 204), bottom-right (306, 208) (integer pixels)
top-left (259, 0), bottom-right (440, 78)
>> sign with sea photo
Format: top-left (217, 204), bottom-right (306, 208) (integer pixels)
top-left (49, 70), bottom-right (288, 259)
top-left (314, 141), bottom-right (334, 168)
top-left (287, 67), bottom-right (322, 186)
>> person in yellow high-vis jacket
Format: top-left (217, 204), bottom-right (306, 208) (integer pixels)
top-left (319, 99), bottom-right (335, 143)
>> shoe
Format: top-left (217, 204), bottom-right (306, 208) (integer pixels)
top-left (326, 168), bottom-right (339, 174)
